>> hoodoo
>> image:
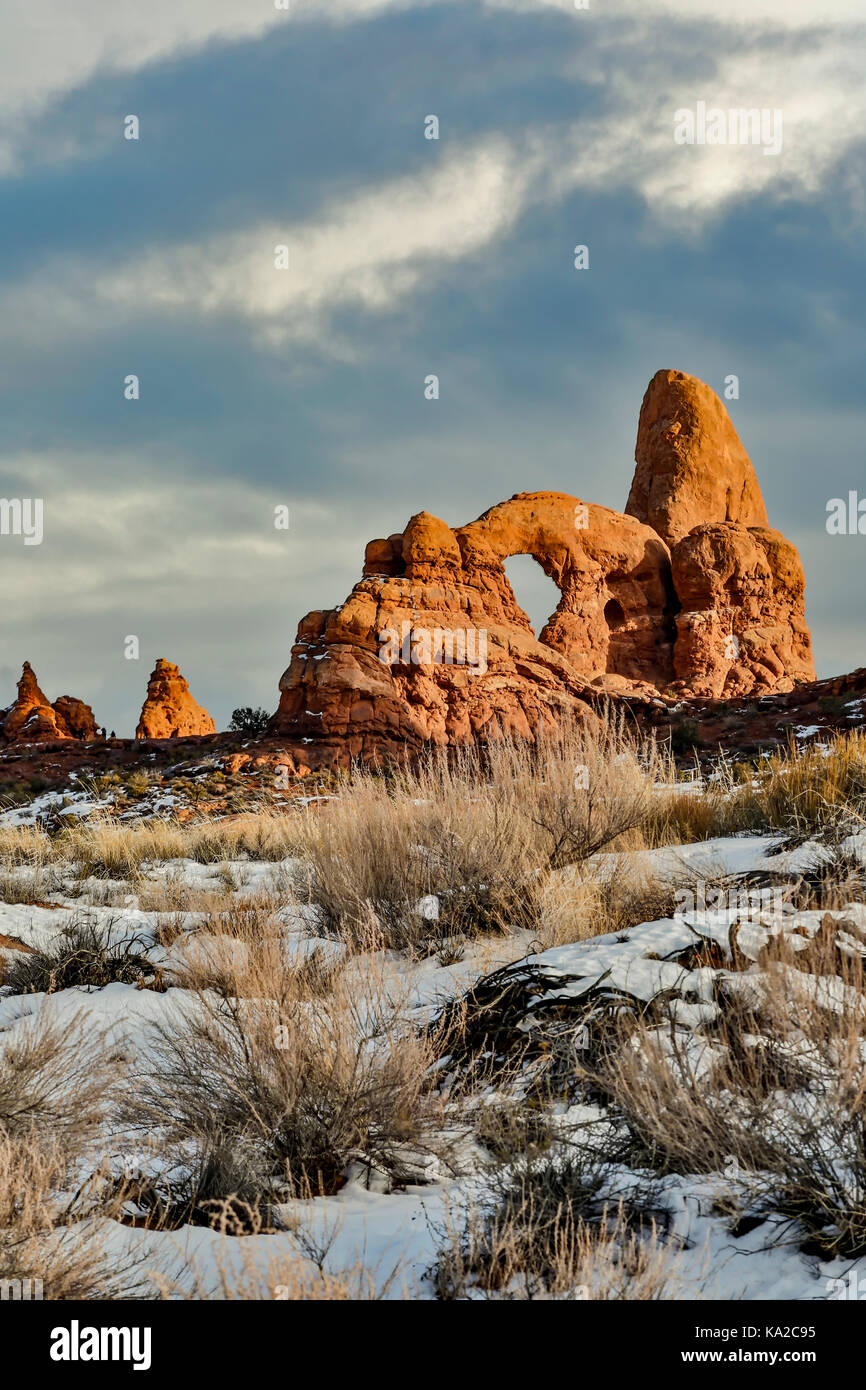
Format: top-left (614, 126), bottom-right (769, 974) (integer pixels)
top-left (136, 659), bottom-right (216, 740)
top-left (1, 662), bottom-right (99, 744)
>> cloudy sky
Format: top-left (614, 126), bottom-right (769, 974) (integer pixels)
top-left (1, 0), bottom-right (864, 733)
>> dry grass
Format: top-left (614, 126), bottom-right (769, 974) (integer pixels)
top-left (296, 716), bottom-right (668, 951)
top-left (747, 731), bottom-right (866, 838)
top-left (0, 1012), bottom-right (141, 1298)
top-left (0, 865), bottom-right (66, 905)
top-left (0, 809), bottom-right (302, 877)
top-left (537, 861), bottom-right (684, 949)
top-left (435, 1165), bottom-right (689, 1299)
top-left (646, 731), bottom-right (866, 847)
top-left (168, 892), bottom-right (342, 1001)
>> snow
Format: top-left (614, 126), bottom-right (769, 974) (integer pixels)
top-left (4, 826), bottom-right (866, 1301)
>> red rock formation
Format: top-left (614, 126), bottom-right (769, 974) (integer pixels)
top-left (670, 524), bottom-right (814, 697)
top-left (626, 369), bottom-right (769, 547)
top-left (1, 662), bottom-right (99, 744)
top-left (270, 370), bottom-right (815, 760)
top-left (136, 659), bottom-right (216, 740)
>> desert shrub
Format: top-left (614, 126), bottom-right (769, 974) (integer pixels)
top-left (229, 707), bottom-right (271, 737)
top-left (669, 719), bottom-right (702, 755)
top-left (0, 1013), bottom-right (137, 1298)
top-left (435, 1160), bottom-right (683, 1299)
top-left (171, 893), bottom-right (341, 1000)
top-left (121, 963), bottom-right (441, 1225)
top-left (0, 1133), bottom-right (142, 1300)
top-left (295, 766), bottom-right (537, 950)
top-left (473, 1101), bottom-right (554, 1164)
top-left (0, 1012), bottom-right (120, 1154)
top-left (5, 918), bottom-right (155, 995)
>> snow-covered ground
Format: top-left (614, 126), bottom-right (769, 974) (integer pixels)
top-left (3, 825), bottom-right (866, 1301)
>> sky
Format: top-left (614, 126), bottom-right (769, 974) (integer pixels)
top-left (1, 0), bottom-right (864, 734)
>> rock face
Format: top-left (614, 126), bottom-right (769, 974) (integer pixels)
top-left (136, 659), bottom-right (216, 740)
top-left (670, 524), bottom-right (814, 698)
top-left (271, 370), bottom-right (815, 761)
top-left (626, 369), bottom-right (769, 547)
top-left (1, 663), bottom-right (99, 744)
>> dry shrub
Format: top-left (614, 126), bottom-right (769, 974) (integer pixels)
top-left (436, 1162), bottom-right (686, 1299)
top-left (488, 711), bottom-right (668, 869)
top-left (589, 1020), bottom-right (780, 1176)
top-left (122, 960), bottom-right (442, 1223)
top-left (294, 758), bottom-right (538, 951)
top-left (5, 917), bottom-right (156, 996)
top-left (0, 1011), bottom-right (121, 1156)
top-left (0, 1134), bottom-right (141, 1300)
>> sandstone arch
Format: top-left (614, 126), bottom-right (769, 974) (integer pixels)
top-left (271, 370), bottom-right (815, 762)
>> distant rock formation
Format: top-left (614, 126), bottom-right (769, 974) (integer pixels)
top-left (269, 370), bottom-right (815, 761)
top-left (136, 659), bottom-right (216, 740)
top-left (1, 662), bottom-right (99, 744)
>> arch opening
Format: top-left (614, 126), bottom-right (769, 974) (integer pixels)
top-left (502, 554), bottom-right (562, 641)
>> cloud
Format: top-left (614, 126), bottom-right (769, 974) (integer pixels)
top-left (0, 447), bottom-right (373, 729)
top-left (0, 0), bottom-right (440, 177)
top-left (490, 0), bottom-right (865, 21)
top-left (0, 11), bottom-right (861, 364)
top-left (0, 136), bottom-right (540, 352)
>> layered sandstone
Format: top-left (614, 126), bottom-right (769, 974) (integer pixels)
top-left (270, 371), bottom-right (815, 760)
top-left (1, 663), bottom-right (99, 744)
top-left (136, 659), bottom-right (216, 740)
